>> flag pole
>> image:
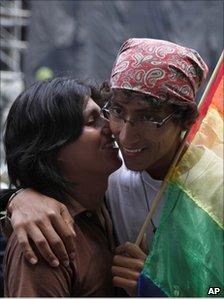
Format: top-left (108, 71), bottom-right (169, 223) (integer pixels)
top-left (135, 51), bottom-right (223, 246)
top-left (198, 51), bottom-right (223, 109)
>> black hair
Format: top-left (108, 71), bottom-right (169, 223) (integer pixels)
top-left (100, 81), bottom-right (199, 130)
top-left (4, 77), bottom-right (101, 201)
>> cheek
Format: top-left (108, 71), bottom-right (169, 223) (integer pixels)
top-left (58, 143), bottom-right (78, 162)
top-left (57, 144), bottom-right (80, 176)
top-left (109, 122), bottom-right (119, 136)
top-left (76, 128), bottom-right (103, 165)
top-left (145, 126), bottom-right (180, 151)
top-left (81, 128), bottom-right (101, 150)
top-left (59, 129), bottom-right (100, 162)
top-left (157, 127), bottom-right (181, 151)
top-left (156, 137), bottom-right (170, 154)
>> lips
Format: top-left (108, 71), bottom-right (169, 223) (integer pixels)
top-left (121, 145), bottom-right (147, 156)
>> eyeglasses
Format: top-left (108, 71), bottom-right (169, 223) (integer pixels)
top-left (101, 102), bottom-right (176, 131)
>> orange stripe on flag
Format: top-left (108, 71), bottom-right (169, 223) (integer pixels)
top-left (212, 76), bottom-right (224, 116)
top-left (187, 56), bottom-right (223, 142)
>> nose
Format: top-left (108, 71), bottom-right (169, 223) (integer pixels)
top-left (116, 121), bottom-right (141, 145)
top-left (101, 116), bottom-right (112, 136)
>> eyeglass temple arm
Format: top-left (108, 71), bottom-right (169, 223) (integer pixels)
top-left (156, 111), bottom-right (176, 128)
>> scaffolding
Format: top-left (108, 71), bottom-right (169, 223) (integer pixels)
top-left (0, 0), bottom-right (30, 81)
top-left (0, 0), bottom-right (30, 185)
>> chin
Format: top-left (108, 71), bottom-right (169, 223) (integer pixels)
top-left (123, 160), bottom-right (146, 172)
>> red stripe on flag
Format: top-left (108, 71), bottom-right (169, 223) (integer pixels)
top-left (187, 59), bottom-right (224, 142)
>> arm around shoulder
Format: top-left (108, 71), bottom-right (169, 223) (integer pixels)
top-left (6, 188), bottom-right (77, 267)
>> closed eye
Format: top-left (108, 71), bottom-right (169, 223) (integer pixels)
top-left (85, 112), bottom-right (101, 127)
top-left (85, 116), bottom-right (96, 126)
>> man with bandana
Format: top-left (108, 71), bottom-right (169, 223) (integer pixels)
top-left (1, 38), bottom-right (210, 296)
top-left (104, 38), bottom-right (208, 247)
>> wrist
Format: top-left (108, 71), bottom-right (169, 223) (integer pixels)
top-left (7, 188), bottom-right (25, 216)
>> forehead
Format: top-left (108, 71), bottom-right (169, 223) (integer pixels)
top-left (111, 89), bottom-right (170, 112)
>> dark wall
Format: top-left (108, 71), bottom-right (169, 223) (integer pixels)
top-left (24, 0), bottom-right (223, 100)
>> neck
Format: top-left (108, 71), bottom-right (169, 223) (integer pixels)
top-left (146, 138), bottom-right (183, 180)
top-left (67, 173), bottom-right (109, 212)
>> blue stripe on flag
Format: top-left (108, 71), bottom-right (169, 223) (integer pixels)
top-left (138, 274), bottom-right (167, 297)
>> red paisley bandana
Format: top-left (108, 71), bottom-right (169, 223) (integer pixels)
top-left (110, 38), bottom-right (208, 103)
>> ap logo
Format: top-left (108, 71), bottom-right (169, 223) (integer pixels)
top-left (207, 287), bottom-right (221, 296)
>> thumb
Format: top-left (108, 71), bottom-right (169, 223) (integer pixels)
top-left (60, 204), bottom-right (76, 236)
top-left (139, 233), bottom-right (148, 254)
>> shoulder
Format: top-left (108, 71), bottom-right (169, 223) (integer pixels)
top-left (4, 232), bottom-right (73, 297)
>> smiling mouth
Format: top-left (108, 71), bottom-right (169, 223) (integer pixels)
top-left (122, 146), bottom-right (146, 155)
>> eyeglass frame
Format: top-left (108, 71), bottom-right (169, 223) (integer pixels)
top-left (101, 102), bottom-right (176, 128)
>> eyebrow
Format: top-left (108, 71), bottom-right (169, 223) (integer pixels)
top-left (110, 100), bottom-right (161, 113)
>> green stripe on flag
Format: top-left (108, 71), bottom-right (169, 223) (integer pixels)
top-left (142, 182), bottom-right (224, 297)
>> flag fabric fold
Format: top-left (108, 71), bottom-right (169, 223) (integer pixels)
top-left (138, 54), bottom-right (224, 297)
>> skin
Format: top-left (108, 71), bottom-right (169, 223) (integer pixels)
top-left (7, 91), bottom-right (190, 296)
top-left (110, 90), bottom-right (183, 179)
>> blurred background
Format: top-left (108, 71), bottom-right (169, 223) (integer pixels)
top-left (0, 0), bottom-right (223, 186)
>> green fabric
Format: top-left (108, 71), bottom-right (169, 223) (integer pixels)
top-left (142, 182), bottom-right (224, 297)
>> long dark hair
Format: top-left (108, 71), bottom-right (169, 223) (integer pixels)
top-left (4, 77), bottom-right (100, 201)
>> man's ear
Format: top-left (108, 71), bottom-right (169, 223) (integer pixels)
top-left (181, 118), bottom-right (194, 131)
top-left (173, 113), bottom-right (192, 131)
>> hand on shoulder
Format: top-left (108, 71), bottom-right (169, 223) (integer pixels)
top-left (8, 188), bottom-right (76, 267)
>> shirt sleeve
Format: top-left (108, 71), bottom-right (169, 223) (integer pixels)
top-left (4, 232), bottom-right (75, 297)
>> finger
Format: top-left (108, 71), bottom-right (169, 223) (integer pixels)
top-left (16, 229), bottom-right (38, 265)
top-left (49, 212), bottom-right (76, 260)
top-left (112, 265), bottom-right (140, 281)
top-left (27, 225), bottom-right (60, 267)
top-left (38, 221), bottom-right (70, 266)
top-left (113, 255), bottom-right (144, 271)
top-left (113, 276), bottom-right (137, 295)
top-left (115, 242), bottom-right (147, 260)
top-left (60, 204), bottom-right (76, 236)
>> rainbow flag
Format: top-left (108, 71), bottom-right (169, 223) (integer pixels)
top-left (138, 54), bottom-right (224, 297)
